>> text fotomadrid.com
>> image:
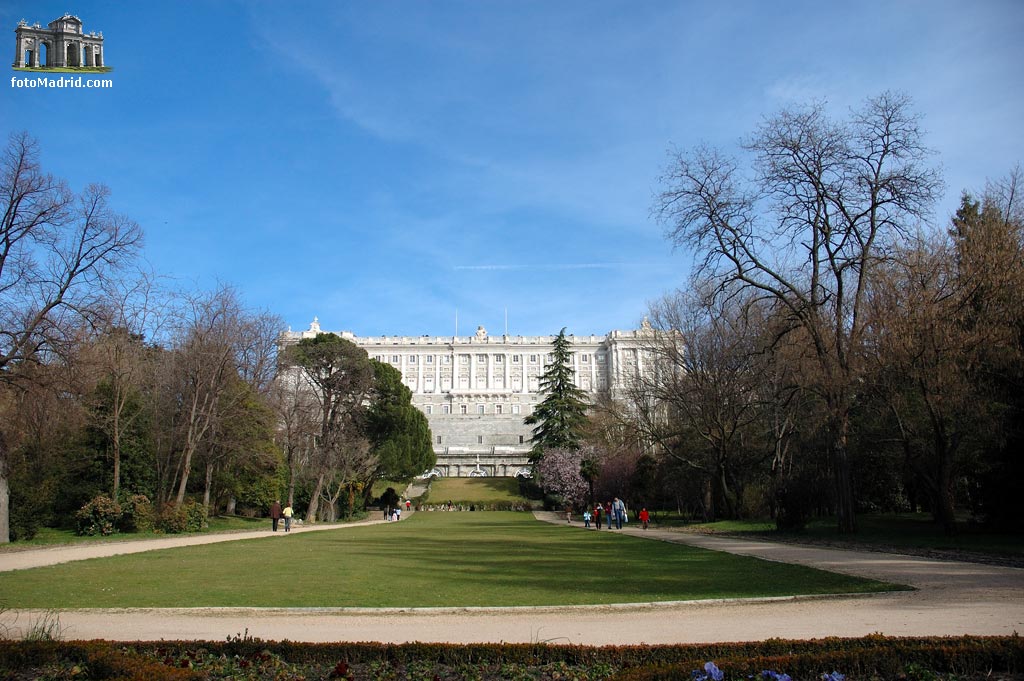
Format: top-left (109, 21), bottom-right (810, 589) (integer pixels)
top-left (11, 75), bottom-right (114, 89)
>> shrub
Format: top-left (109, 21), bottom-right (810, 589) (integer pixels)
top-left (378, 487), bottom-right (400, 509)
top-left (182, 499), bottom-right (208, 532)
top-left (119, 494), bottom-right (154, 533)
top-left (74, 496), bottom-right (122, 536)
top-left (154, 504), bottom-right (187, 534)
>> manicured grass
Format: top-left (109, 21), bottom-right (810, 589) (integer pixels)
top-left (676, 514), bottom-right (1024, 557)
top-left (0, 515), bottom-right (272, 551)
top-left (423, 477), bottom-right (533, 506)
top-left (0, 512), bottom-right (899, 608)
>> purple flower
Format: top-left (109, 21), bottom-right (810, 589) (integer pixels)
top-left (704, 661), bottom-right (724, 681)
top-left (822, 673), bottom-right (845, 681)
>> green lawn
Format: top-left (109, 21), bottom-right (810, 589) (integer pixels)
top-left (676, 513), bottom-right (1024, 557)
top-left (423, 477), bottom-right (534, 506)
top-left (0, 512), bottom-right (899, 608)
top-left (0, 515), bottom-right (274, 551)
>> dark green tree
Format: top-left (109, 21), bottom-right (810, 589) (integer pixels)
top-left (281, 333), bottom-right (375, 522)
top-left (365, 360), bottom-right (436, 483)
top-left (524, 328), bottom-right (589, 460)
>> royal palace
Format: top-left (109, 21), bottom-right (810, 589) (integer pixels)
top-left (280, 318), bottom-right (654, 477)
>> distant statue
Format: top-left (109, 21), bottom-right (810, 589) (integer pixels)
top-left (475, 325), bottom-right (487, 339)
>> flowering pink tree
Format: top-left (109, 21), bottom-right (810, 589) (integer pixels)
top-left (536, 448), bottom-right (589, 508)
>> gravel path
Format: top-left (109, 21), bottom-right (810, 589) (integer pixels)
top-left (0, 512), bottom-right (1020, 644)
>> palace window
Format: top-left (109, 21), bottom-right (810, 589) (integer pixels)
top-left (529, 354), bottom-right (538, 363)
top-left (477, 404), bottom-right (485, 414)
top-left (460, 355), bottom-right (469, 364)
top-left (391, 355), bottom-right (400, 363)
top-left (495, 404), bottom-right (503, 415)
top-left (477, 435), bottom-right (483, 444)
top-left (409, 355), bottom-right (417, 364)
top-left (512, 404), bottom-right (521, 415)
top-left (425, 355), bottom-right (433, 363)
top-left (442, 405), bottom-right (451, 415)
top-left (436, 435), bottom-right (442, 444)
top-left (581, 354), bottom-right (589, 362)
top-left (460, 404), bottom-right (468, 415)
top-left (519, 435), bottom-right (525, 444)
top-left (425, 405), bottom-right (433, 415)
top-left (442, 356), bottom-right (451, 364)
top-left (512, 355), bottom-right (520, 363)
top-left (495, 355), bottom-right (504, 363)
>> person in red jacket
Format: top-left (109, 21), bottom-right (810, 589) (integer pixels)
top-left (639, 507), bottom-right (650, 530)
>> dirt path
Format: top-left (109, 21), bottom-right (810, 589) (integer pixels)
top-left (0, 511), bottom-right (1020, 644)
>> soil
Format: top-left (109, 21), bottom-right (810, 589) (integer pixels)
top-left (0, 511), bottom-right (1021, 644)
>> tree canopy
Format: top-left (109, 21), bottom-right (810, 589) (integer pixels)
top-left (366, 360), bottom-right (436, 482)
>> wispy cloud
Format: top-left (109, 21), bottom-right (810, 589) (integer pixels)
top-left (453, 263), bottom-right (659, 272)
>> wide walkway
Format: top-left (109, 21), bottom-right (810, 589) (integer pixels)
top-left (0, 511), bottom-right (1020, 644)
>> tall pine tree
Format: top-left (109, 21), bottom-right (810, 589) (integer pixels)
top-left (525, 328), bottom-right (589, 461)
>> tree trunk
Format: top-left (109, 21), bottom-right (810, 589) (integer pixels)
top-left (0, 451), bottom-right (9, 544)
top-left (203, 461), bottom-right (213, 510)
top-left (174, 445), bottom-right (194, 507)
top-left (830, 411), bottom-right (858, 534)
top-left (934, 437), bottom-right (957, 535)
top-left (226, 496), bottom-right (237, 515)
top-left (111, 416), bottom-right (122, 500)
top-left (702, 477), bottom-right (714, 522)
top-left (306, 470), bottom-right (325, 523)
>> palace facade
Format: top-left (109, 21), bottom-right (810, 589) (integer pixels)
top-left (279, 318), bottom-right (654, 477)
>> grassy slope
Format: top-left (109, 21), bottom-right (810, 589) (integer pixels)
top-left (0, 512), bottom-right (898, 608)
top-left (422, 477), bottom-right (531, 506)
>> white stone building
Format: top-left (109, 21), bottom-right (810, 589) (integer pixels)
top-left (280, 318), bottom-right (654, 477)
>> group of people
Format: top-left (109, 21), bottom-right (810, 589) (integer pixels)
top-left (578, 499), bottom-right (651, 530)
top-left (268, 500), bottom-right (294, 532)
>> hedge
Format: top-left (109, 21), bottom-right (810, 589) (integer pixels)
top-left (0, 635), bottom-right (1020, 680)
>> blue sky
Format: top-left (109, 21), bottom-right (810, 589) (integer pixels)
top-left (3, 1), bottom-right (1023, 337)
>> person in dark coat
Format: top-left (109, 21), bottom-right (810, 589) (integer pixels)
top-left (270, 500), bottom-right (283, 532)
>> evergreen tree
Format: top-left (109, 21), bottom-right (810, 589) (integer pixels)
top-left (524, 328), bottom-right (589, 461)
top-left (365, 360), bottom-right (436, 482)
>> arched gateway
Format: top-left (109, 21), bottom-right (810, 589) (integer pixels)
top-left (13, 15), bottom-right (105, 69)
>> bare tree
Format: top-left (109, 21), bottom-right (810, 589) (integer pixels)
top-left (655, 93), bottom-right (942, 532)
top-left (269, 370), bottom-right (319, 508)
top-left (0, 132), bottom-right (141, 542)
top-left (640, 289), bottom-right (769, 520)
top-left (79, 271), bottom-right (170, 499)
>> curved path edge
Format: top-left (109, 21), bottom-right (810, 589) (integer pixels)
top-left (0, 511), bottom-right (1020, 644)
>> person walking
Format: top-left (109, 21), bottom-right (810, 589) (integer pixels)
top-left (639, 507), bottom-right (650, 530)
top-left (283, 504), bottom-right (294, 532)
top-left (604, 501), bottom-right (613, 529)
top-left (613, 497), bottom-right (625, 530)
top-left (583, 509), bottom-right (592, 528)
top-left (269, 500), bottom-right (282, 532)
top-left (594, 504), bottom-right (603, 529)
